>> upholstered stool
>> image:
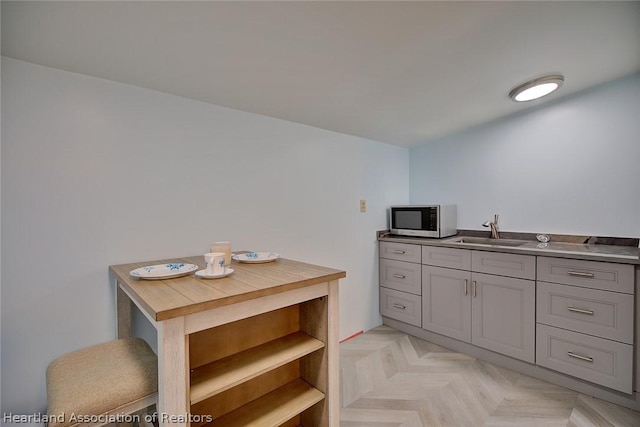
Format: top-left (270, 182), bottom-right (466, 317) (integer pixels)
top-left (46, 337), bottom-right (158, 427)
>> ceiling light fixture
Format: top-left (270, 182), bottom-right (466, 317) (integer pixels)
top-left (509, 75), bottom-right (564, 102)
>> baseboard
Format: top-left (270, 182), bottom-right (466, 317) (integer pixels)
top-left (340, 330), bottom-right (364, 343)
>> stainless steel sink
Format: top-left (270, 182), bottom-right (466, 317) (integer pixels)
top-left (445, 236), bottom-right (529, 247)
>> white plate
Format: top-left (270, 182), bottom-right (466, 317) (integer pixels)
top-left (232, 252), bottom-right (280, 263)
top-left (130, 263), bottom-right (198, 280)
top-left (195, 268), bottom-right (234, 279)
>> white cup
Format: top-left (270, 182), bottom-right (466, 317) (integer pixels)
top-left (204, 252), bottom-right (226, 275)
top-left (210, 241), bottom-right (232, 266)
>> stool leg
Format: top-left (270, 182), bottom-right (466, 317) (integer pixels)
top-left (138, 405), bottom-right (158, 427)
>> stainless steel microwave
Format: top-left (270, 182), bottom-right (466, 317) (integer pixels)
top-left (389, 205), bottom-right (457, 238)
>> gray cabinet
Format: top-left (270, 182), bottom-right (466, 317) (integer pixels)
top-left (380, 241), bottom-right (422, 263)
top-left (536, 257), bottom-right (634, 394)
top-left (472, 251), bottom-right (535, 280)
top-left (421, 247), bottom-right (535, 363)
top-left (422, 265), bottom-right (471, 342)
top-left (380, 258), bottom-right (422, 295)
top-left (422, 245), bottom-right (471, 270)
top-left (380, 287), bottom-right (422, 327)
top-left (537, 281), bottom-right (633, 344)
top-left (380, 237), bottom-right (639, 406)
top-left (537, 324), bottom-right (633, 394)
top-left (379, 241), bottom-right (422, 326)
top-left (472, 272), bottom-right (535, 363)
top-left (537, 256), bottom-right (634, 294)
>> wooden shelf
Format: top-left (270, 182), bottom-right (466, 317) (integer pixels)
top-left (209, 378), bottom-right (324, 427)
top-left (190, 331), bottom-right (325, 404)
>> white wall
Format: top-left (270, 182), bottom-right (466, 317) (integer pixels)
top-left (0, 57), bottom-right (409, 414)
top-left (410, 73), bottom-right (640, 237)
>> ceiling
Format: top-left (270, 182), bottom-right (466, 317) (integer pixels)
top-left (2, 1), bottom-right (640, 147)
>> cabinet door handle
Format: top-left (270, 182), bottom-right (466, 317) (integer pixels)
top-left (472, 281), bottom-right (477, 298)
top-left (392, 273), bottom-right (406, 279)
top-left (567, 351), bottom-right (594, 363)
top-left (568, 271), bottom-right (595, 278)
top-left (393, 303), bottom-right (406, 310)
top-left (567, 306), bottom-right (595, 315)
top-left (464, 279), bottom-right (468, 296)
top-left (392, 249), bottom-right (406, 254)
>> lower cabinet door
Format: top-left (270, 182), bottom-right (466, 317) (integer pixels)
top-left (537, 324), bottom-right (633, 394)
top-left (471, 273), bottom-right (535, 363)
top-left (422, 266), bottom-right (472, 343)
top-left (380, 287), bottom-right (422, 327)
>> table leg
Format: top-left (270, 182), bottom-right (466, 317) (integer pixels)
top-left (157, 316), bottom-right (189, 426)
top-left (116, 280), bottom-right (132, 339)
top-left (327, 279), bottom-right (340, 426)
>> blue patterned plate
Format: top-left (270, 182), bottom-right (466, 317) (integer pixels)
top-left (129, 263), bottom-right (198, 280)
top-left (232, 252), bottom-right (280, 263)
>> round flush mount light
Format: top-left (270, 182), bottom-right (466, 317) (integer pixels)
top-left (509, 75), bottom-right (564, 102)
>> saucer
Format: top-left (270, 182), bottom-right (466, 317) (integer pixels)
top-left (195, 268), bottom-right (234, 279)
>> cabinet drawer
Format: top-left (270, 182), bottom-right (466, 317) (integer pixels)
top-left (537, 257), bottom-right (634, 294)
top-left (537, 282), bottom-right (634, 344)
top-left (380, 241), bottom-right (421, 263)
top-left (380, 259), bottom-right (421, 295)
top-left (536, 324), bottom-right (633, 394)
top-left (472, 251), bottom-right (535, 280)
top-left (422, 246), bottom-right (471, 270)
top-left (380, 287), bottom-right (422, 327)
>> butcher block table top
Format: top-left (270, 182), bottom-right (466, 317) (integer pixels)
top-left (110, 255), bottom-right (346, 321)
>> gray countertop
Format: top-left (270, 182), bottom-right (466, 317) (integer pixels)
top-left (378, 230), bottom-right (640, 265)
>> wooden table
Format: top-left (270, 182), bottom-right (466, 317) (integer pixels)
top-left (110, 255), bottom-right (345, 427)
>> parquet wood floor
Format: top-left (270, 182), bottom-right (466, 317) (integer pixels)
top-left (339, 325), bottom-right (640, 426)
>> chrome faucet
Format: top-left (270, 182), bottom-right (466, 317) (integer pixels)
top-left (482, 214), bottom-right (500, 239)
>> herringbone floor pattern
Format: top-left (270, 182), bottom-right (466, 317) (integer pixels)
top-left (339, 325), bottom-right (640, 426)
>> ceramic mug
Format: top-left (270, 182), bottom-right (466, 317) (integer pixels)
top-left (204, 252), bottom-right (225, 275)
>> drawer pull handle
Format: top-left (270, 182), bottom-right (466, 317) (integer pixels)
top-left (464, 279), bottom-right (468, 296)
top-left (392, 274), bottom-right (406, 279)
top-left (392, 250), bottom-right (406, 254)
top-left (568, 271), bottom-right (595, 278)
top-left (567, 351), bottom-right (594, 363)
top-left (567, 306), bottom-right (595, 315)
top-left (393, 303), bottom-right (406, 310)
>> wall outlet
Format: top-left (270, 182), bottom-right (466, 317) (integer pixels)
top-left (360, 199), bottom-right (367, 213)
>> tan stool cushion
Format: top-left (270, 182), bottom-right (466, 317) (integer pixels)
top-left (46, 337), bottom-right (157, 427)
